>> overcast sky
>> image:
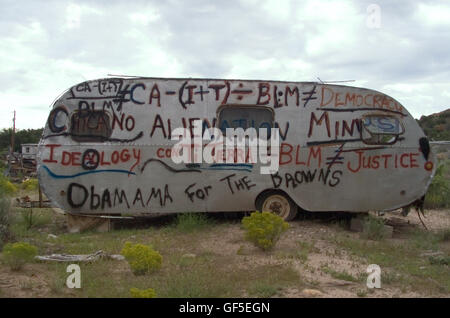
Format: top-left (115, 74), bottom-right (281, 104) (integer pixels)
top-left (1, 0), bottom-right (449, 130)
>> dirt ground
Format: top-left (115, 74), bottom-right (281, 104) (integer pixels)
top-left (197, 209), bottom-right (450, 298)
top-left (0, 208), bottom-right (449, 298)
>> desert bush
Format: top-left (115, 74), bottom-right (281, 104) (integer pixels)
top-left (242, 211), bottom-right (290, 251)
top-left (130, 287), bottom-right (157, 298)
top-left (21, 178), bottom-right (38, 191)
top-left (0, 193), bottom-right (12, 250)
top-left (360, 216), bottom-right (387, 241)
top-left (2, 242), bottom-right (38, 270)
top-left (20, 209), bottom-right (34, 230)
top-left (429, 255), bottom-right (450, 266)
top-left (0, 175), bottom-right (17, 196)
top-left (15, 208), bottom-right (52, 231)
top-left (425, 160), bottom-right (450, 209)
top-left (121, 242), bottom-right (162, 275)
top-left (174, 213), bottom-right (212, 233)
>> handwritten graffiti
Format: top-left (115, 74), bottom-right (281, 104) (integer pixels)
top-left (362, 116), bottom-right (402, 134)
top-left (279, 143), bottom-right (322, 167)
top-left (81, 149), bottom-right (99, 170)
top-left (42, 144), bottom-right (141, 172)
top-left (326, 144), bottom-right (345, 168)
top-left (62, 79), bottom-right (409, 120)
top-left (42, 165), bottom-right (135, 179)
top-left (302, 85), bottom-right (318, 107)
top-left (347, 151), bottom-right (420, 173)
top-left (43, 131), bottom-right (144, 143)
top-left (205, 163), bottom-right (253, 172)
top-left (185, 183), bottom-right (213, 202)
top-left (74, 79), bottom-right (123, 96)
top-left (38, 77), bottom-right (430, 216)
top-left (111, 113), bottom-right (136, 131)
top-left (66, 79), bottom-right (329, 110)
top-left (307, 111), bottom-right (361, 140)
top-left (48, 106), bottom-right (69, 133)
top-left (80, 148), bottom-right (141, 172)
top-left (140, 158), bottom-right (201, 174)
top-left (271, 168), bottom-right (342, 188)
top-left (219, 174), bottom-right (256, 194)
top-left (67, 183), bottom-right (173, 210)
top-left (148, 114), bottom-right (289, 141)
top-left (319, 86), bottom-right (404, 112)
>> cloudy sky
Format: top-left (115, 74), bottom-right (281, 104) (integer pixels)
top-left (1, 0), bottom-right (449, 129)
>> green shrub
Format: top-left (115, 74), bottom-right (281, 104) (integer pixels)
top-left (121, 242), bottom-right (162, 275)
top-left (242, 211), bottom-right (290, 251)
top-left (429, 255), bottom-right (450, 266)
top-left (174, 213), bottom-right (212, 233)
top-left (0, 175), bottom-right (17, 196)
top-left (424, 160), bottom-right (450, 209)
top-left (21, 178), bottom-right (38, 191)
top-left (130, 287), bottom-right (157, 298)
top-left (2, 242), bottom-right (38, 270)
top-left (15, 208), bottom-right (52, 231)
top-left (360, 216), bottom-right (387, 241)
top-left (0, 195), bottom-right (12, 250)
top-left (20, 209), bottom-right (34, 230)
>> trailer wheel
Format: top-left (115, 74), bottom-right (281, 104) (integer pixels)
top-left (256, 192), bottom-right (298, 221)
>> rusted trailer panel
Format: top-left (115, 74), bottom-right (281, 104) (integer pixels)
top-left (37, 77), bottom-right (436, 220)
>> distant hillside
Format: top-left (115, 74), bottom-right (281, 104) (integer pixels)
top-left (417, 109), bottom-right (450, 141)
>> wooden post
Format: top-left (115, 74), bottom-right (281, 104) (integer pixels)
top-left (38, 183), bottom-right (43, 208)
top-left (11, 110), bottom-right (15, 153)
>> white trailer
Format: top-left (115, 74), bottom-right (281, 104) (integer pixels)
top-left (21, 143), bottom-right (38, 161)
top-left (37, 77), bottom-right (436, 220)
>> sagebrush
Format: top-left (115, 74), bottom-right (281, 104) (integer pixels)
top-left (130, 287), bottom-right (157, 298)
top-left (21, 178), bottom-right (38, 191)
top-left (0, 175), bottom-right (17, 196)
top-left (242, 211), bottom-right (290, 251)
top-left (2, 242), bottom-right (38, 270)
top-left (121, 242), bottom-right (162, 275)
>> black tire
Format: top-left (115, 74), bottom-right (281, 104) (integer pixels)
top-left (256, 191), bottom-right (298, 221)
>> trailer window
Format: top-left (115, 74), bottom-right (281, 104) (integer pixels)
top-left (70, 110), bottom-right (112, 142)
top-left (361, 115), bottom-right (404, 145)
top-left (217, 106), bottom-right (274, 137)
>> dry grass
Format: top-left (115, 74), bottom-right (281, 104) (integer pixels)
top-left (0, 193), bottom-right (449, 298)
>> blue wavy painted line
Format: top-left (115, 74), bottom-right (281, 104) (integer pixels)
top-left (209, 163), bottom-right (253, 168)
top-left (42, 165), bottom-right (136, 179)
top-left (201, 167), bottom-right (252, 172)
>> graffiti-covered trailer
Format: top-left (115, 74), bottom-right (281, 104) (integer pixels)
top-left (37, 77), bottom-right (436, 221)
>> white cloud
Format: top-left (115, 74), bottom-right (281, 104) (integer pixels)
top-left (65, 3), bottom-right (82, 29)
top-left (0, 0), bottom-right (449, 130)
top-left (64, 2), bottom-right (103, 30)
top-left (128, 6), bottom-right (160, 26)
top-left (261, 0), bottom-right (291, 21)
top-left (416, 3), bottom-right (450, 26)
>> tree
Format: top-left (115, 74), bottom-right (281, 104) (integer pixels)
top-left (0, 128), bottom-right (44, 153)
top-left (417, 109), bottom-right (450, 141)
